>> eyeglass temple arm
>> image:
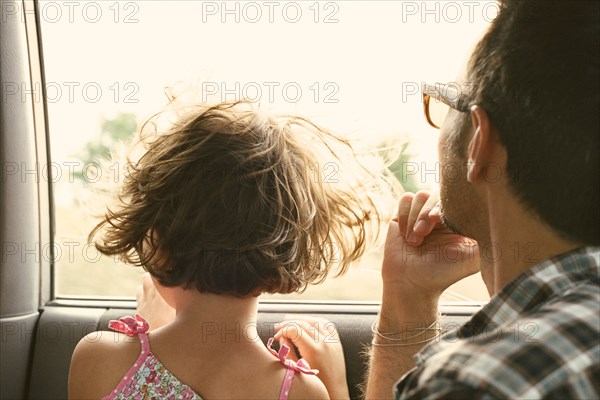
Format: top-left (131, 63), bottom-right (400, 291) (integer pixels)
top-left (422, 84), bottom-right (470, 112)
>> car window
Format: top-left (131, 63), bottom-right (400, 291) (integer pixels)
top-left (40, 0), bottom-right (495, 301)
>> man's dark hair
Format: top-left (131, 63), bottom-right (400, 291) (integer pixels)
top-left (468, 1), bottom-right (599, 245)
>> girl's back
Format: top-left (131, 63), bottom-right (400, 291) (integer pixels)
top-left (70, 314), bottom-right (327, 399)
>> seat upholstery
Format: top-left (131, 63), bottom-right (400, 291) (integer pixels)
top-left (28, 305), bottom-right (476, 399)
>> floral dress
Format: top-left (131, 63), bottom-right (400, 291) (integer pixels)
top-left (101, 315), bottom-right (318, 400)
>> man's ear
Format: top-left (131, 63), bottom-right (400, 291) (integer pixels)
top-left (466, 105), bottom-right (494, 183)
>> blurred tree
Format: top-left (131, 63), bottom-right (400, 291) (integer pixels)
top-left (74, 113), bottom-right (137, 182)
top-left (377, 140), bottom-right (421, 193)
top-left (80, 113), bottom-right (137, 162)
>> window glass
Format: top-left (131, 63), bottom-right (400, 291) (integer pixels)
top-left (40, 0), bottom-right (495, 301)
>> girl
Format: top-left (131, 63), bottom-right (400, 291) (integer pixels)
top-left (68, 100), bottom-right (397, 399)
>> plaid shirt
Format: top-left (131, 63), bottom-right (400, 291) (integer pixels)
top-left (394, 246), bottom-right (600, 400)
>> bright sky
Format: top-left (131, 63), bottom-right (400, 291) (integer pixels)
top-left (39, 0), bottom-right (495, 190)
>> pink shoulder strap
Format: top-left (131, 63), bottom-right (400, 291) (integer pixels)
top-left (266, 338), bottom-right (319, 400)
top-left (103, 315), bottom-right (151, 400)
top-left (280, 368), bottom-right (296, 400)
top-left (107, 314), bottom-right (150, 354)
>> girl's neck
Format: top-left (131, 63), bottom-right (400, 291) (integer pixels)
top-left (168, 289), bottom-right (261, 345)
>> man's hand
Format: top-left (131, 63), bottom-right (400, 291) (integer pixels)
top-left (136, 273), bottom-right (176, 331)
top-left (274, 315), bottom-right (350, 400)
top-left (365, 191), bottom-right (480, 400)
top-left (382, 191), bottom-right (479, 299)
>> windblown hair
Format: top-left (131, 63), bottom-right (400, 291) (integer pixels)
top-left (90, 100), bottom-right (398, 296)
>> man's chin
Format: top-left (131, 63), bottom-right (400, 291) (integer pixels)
top-left (440, 213), bottom-right (467, 237)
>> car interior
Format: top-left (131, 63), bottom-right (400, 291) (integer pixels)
top-left (1, 1), bottom-right (492, 399)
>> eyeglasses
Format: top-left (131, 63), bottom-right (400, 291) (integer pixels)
top-left (422, 83), bottom-right (470, 129)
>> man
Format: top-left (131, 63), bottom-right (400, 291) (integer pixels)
top-left (366, 1), bottom-right (599, 399)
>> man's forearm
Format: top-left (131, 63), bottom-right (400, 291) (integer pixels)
top-left (364, 288), bottom-right (439, 399)
top-left (365, 341), bottom-right (418, 399)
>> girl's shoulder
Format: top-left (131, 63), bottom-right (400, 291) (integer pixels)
top-left (68, 329), bottom-right (142, 399)
top-left (287, 370), bottom-right (330, 400)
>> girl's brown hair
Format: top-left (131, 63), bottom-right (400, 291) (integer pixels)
top-left (90, 100), bottom-right (398, 296)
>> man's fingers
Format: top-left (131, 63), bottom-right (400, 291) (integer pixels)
top-left (387, 219), bottom-right (400, 237)
top-left (410, 197), bottom-right (440, 245)
top-left (416, 197), bottom-right (439, 228)
top-left (397, 192), bottom-right (415, 236)
top-left (405, 191), bottom-right (430, 242)
top-left (429, 203), bottom-right (443, 223)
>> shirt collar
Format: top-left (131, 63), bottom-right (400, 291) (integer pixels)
top-left (457, 246), bottom-right (600, 338)
top-left (414, 246), bottom-right (599, 365)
